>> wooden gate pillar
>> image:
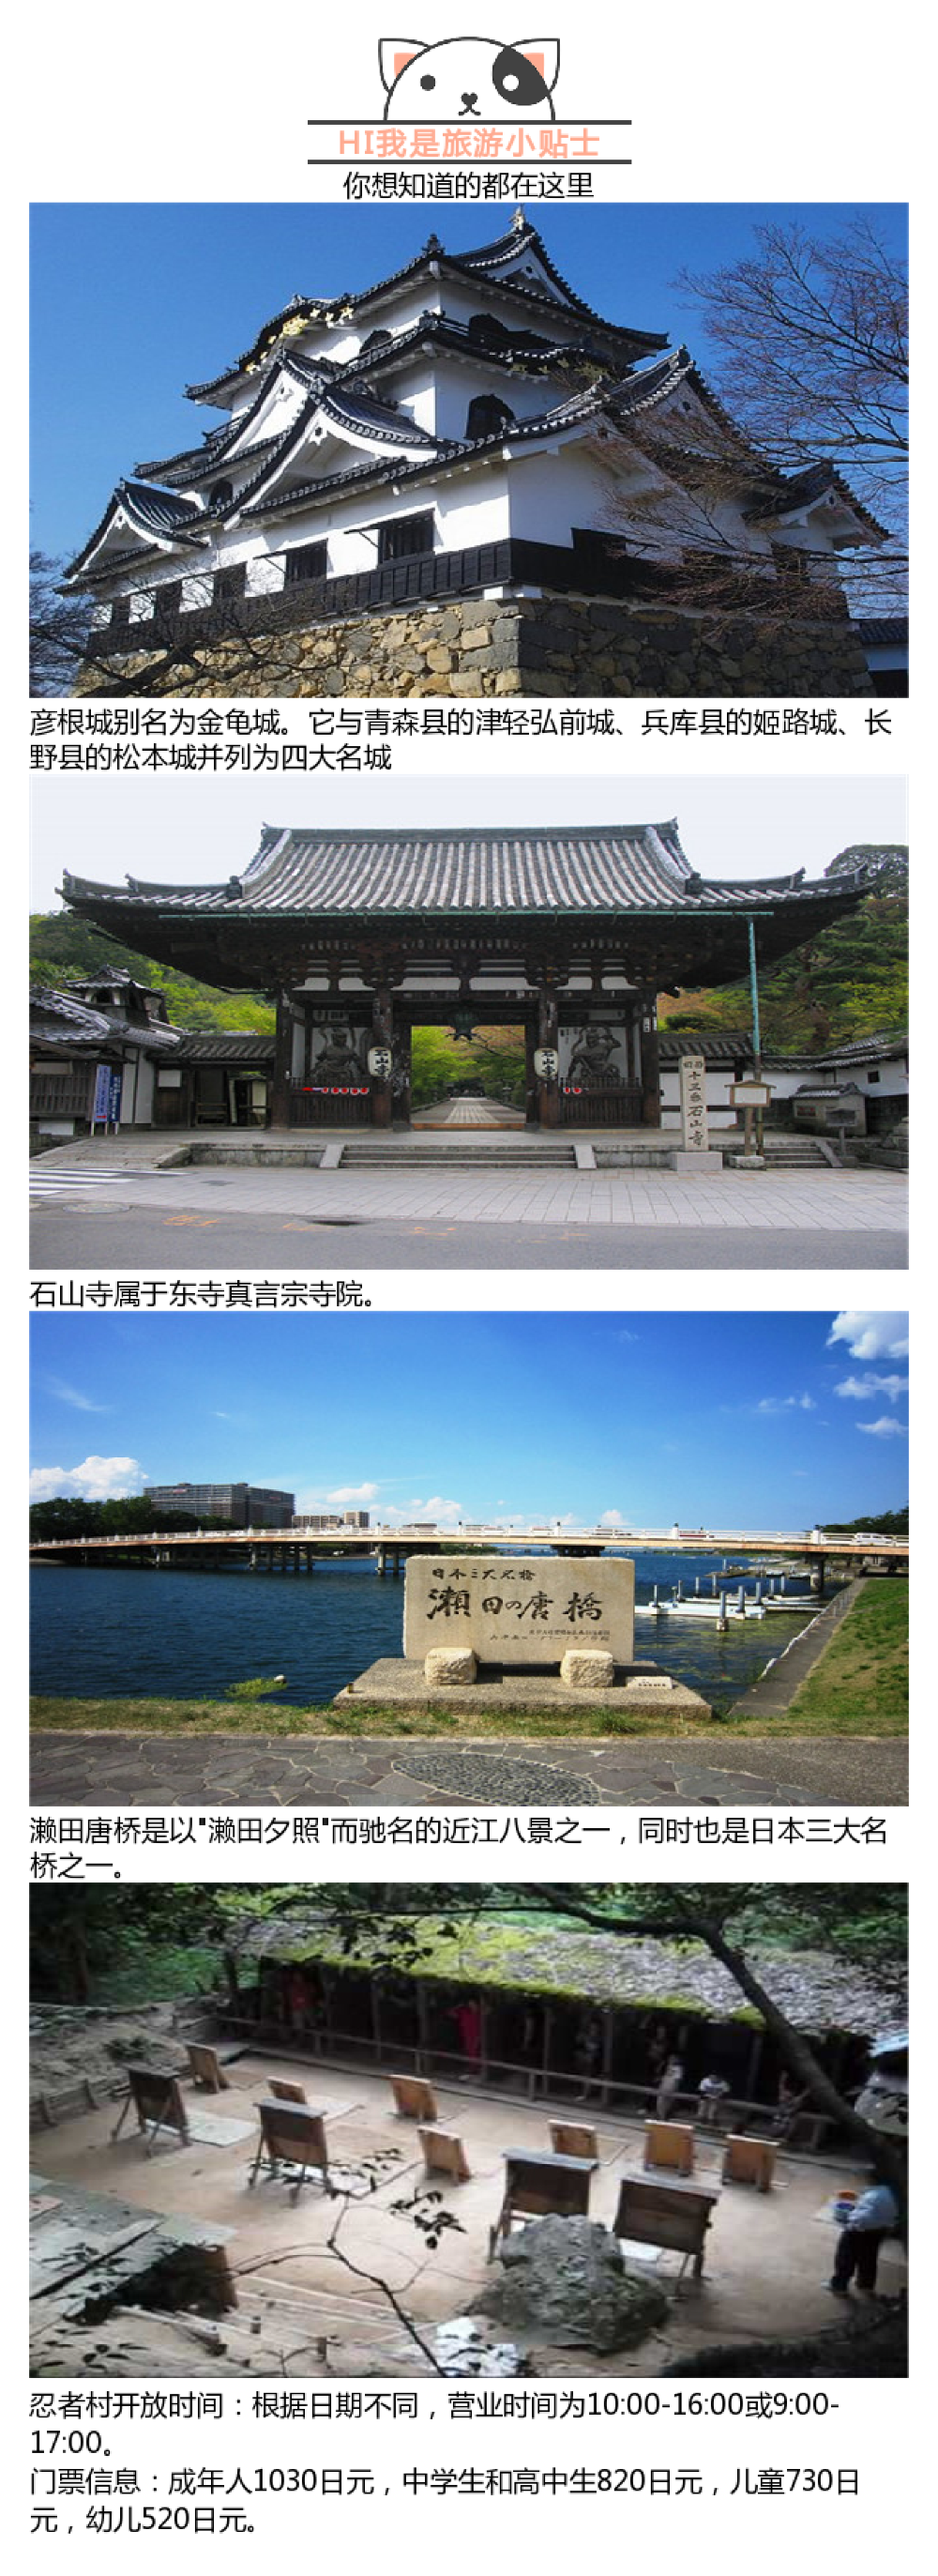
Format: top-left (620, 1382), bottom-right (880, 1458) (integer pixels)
top-left (640, 992), bottom-right (661, 1127)
top-left (270, 996), bottom-right (295, 1128)
top-left (371, 986), bottom-right (394, 1128)
top-left (537, 980), bottom-right (560, 1129)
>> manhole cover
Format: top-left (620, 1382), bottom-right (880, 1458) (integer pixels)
top-left (387, 1751), bottom-right (603, 1806)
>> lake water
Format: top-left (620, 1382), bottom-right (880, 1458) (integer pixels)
top-left (30, 1553), bottom-right (835, 1708)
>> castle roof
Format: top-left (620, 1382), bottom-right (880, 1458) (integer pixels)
top-left (184, 219), bottom-right (666, 403)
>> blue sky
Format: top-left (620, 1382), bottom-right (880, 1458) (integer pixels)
top-left (29, 1310), bottom-right (909, 1527)
top-left (30, 201), bottom-right (907, 563)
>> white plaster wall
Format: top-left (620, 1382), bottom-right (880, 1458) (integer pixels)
top-left (415, 354), bottom-right (562, 442)
top-left (855, 1059), bottom-right (908, 1096)
top-left (503, 445), bottom-right (613, 547)
top-left (658, 1059), bottom-right (907, 1127)
top-left (124, 1054), bottom-right (156, 1125)
top-left (435, 476), bottom-right (510, 548)
top-left (227, 374), bottom-right (310, 454)
top-left (394, 367), bottom-right (437, 434)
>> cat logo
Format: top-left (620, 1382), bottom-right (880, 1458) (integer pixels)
top-left (379, 38), bottom-right (560, 125)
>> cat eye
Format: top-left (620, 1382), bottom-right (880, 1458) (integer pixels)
top-left (420, 72), bottom-right (435, 89)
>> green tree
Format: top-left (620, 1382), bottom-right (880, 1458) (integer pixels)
top-left (659, 845), bottom-right (907, 1049)
top-left (410, 1025), bottom-right (526, 1108)
top-left (30, 912), bottom-right (274, 1035)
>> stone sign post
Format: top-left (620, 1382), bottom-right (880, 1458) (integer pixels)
top-left (673, 1052), bottom-right (719, 1173)
top-left (404, 1554), bottom-right (635, 1687)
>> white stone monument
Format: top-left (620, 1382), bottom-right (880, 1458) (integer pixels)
top-left (673, 1052), bottom-right (719, 1173)
top-left (404, 1554), bottom-right (635, 1686)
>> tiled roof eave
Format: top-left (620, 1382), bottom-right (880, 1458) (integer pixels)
top-left (186, 229), bottom-right (667, 399)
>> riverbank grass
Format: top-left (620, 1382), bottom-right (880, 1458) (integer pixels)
top-left (779, 1578), bottom-right (908, 1732)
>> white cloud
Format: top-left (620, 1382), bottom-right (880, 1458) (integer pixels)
top-left (856, 1418), bottom-right (908, 1440)
top-left (598, 1508), bottom-right (627, 1527)
top-left (325, 1481), bottom-right (380, 1504)
top-left (755, 1395), bottom-right (816, 1415)
top-left (835, 1373), bottom-right (908, 1403)
top-left (42, 1376), bottom-right (108, 1413)
top-left (382, 1495), bottom-right (462, 1527)
top-left (29, 1456), bottom-right (144, 1501)
top-left (827, 1312), bottom-right (909, 1362)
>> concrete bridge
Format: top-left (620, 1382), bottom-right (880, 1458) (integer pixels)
top-left (30, 1526), bottom-right (908, 1586)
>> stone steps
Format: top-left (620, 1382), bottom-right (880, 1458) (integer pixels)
top-left (760, 1137), bottom-right (840, 1167)
top-left (341, 1141), bottom-right (577, 1168)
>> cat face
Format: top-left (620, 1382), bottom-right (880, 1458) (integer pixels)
top-left (380, 38), bottom-right (559, 123)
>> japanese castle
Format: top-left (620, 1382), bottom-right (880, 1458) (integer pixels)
top-left (64, 216), bottom-right (882, 682)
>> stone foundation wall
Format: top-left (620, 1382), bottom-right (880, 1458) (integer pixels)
top-left (76, 588), bottom-right (872, 700)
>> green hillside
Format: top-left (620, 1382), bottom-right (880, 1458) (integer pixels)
top-left (30, 913), bottom-right (274, 1034)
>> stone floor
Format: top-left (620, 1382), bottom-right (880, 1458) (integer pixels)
top-left (30, 1128), bottom-right (906, 1236)
top-left (29, 2050), bottom-right (906, 2377)
top-left (30, 1730), bottom-right (909, 1806)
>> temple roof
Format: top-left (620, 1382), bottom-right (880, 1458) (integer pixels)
top-left (170, 1031), bottom-right (276, 1063)
top-left (29, 983), bottom-right (181, 1055)
top-left (658, 1028), bottom-right (907, 1070)
top-left (185, 219), bottom-right (666, 402)
top-left (62, 822), bottom-right (873, 922)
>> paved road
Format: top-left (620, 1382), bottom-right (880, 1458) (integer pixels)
top-left (30, 1207), bottom-right (907, 1272)
top-left (31, 1730), bottom-right (908, 1806)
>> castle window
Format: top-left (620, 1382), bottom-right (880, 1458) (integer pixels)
top-left (377, 511), bottom-right (434, 565)
top-left (213, 563), bottom-right (247, 602)
top-left (209, 479), bottom-right (234, 510)
top-left (284, 541), bottom-right (328, 585)
top-left (467, 312), bottom-right (507, 346)
top-left (465, 394), bottom-right (515, 440)
top-left (360, 328), bottom-right (393, 353)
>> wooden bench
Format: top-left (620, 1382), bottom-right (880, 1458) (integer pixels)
top-left (643, 2119), bottom-right (695, 2176)
top-left (249, 2100), bottom-right (329, 2203)
top-left (613, 2173), bottom-right (720, 2283)
top-left (550, 2121), bottom-right (599, 2159)
top-left (269, 2078), bottom-right (309, 2105)
top-left (186, 2043), bottom-right (231, 2095)
top-left (722, 2134), bottom-right (777, 2192)
top-left (110, 2066), bottom-right (190, 2156)
top-left (418, 2126), bottom-right (472, 2184)
top-left (489, 2148), bottom-right (598, 2260)
top-left (389, 2075), bottom-right (438, 2122)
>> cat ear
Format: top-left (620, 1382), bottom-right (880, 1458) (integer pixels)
top-left (511, 38), bottom-right (560, 91)
top-left (379, 39), bottom-right (427, 89)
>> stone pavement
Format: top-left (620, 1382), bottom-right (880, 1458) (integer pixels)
top-left (30, 1137), bottom-right (907, 1242)
top-left (31, 1730), bottom-right (908, 1806)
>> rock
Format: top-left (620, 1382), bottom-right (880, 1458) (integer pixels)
top-left (474, 2217), bottom-right (668, 2355)
top-left (424, 1647), bottom-right (477, 1685)
top-left (560, 1649), bottom-right (615, 1688)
